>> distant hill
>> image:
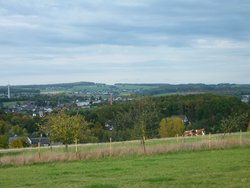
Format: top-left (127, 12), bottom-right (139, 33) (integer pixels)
top-left (0, 82), bottom-right (96, 97)
top-left (0, 82), bottom-right (250, 97)
top-left (14, 81), bottom-right (96, 89)
top-left (115, 83), bottom-right (250, 96)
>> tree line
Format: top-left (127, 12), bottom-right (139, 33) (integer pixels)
top-left (0, 94), bottom-right (250, 148)
top-left (77, 94), bottom-right (249, 142)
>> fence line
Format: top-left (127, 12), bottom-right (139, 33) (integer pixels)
top-left (0, 131), bottom-right (250, 166)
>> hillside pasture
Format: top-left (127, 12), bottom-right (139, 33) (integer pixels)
top-left (0, 147), bottom-right (250, 188)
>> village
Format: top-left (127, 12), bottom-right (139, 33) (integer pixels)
top-left (1, 94), bottom-right (133, 117)
top-left (0, 83), bottom-right (249, 118)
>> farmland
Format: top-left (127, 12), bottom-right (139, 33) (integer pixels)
top-left (0, 85), bottom-right (249, 187)
top-left (0, 133), bottom-right (250, 187)
top-left (0, 146), bottom-right (250, 188)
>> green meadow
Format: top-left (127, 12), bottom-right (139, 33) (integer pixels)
top-left (0, 147), bottom-right (250, 188)
top-left (0, 133), bottom-right (250, 187)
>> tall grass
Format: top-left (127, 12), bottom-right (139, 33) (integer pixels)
top-left (0, 132), bottom-right (249, 166)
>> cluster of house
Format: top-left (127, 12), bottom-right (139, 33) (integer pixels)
top-left (75, 97), bottom-right (133, 108)
top-left (76, 99), bottom-right (102, 108)
top-left (241, 95), bottom-right (250, 103)
top-left (6, 103), bottom-right (53, 117)
top-left (4, 95), bottom-right (134, 117)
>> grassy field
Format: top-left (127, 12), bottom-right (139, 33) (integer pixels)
top-left (0, 132), bottom-right (250, 165)
top-left (0, 147), bottom-right (250, 188)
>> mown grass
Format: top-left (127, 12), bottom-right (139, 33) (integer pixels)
top-left (0, 147), bottom-right (250, 188)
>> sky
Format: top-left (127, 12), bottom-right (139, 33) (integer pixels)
top-left (0, 0), bottom-right (250, 85)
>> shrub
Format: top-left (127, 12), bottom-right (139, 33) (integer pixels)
top-left (0, 135), bottom-right (8, 148)
top-left (10, 137), bottom-right (31, 148)
top-left (11, 138), bottom-right (23, 148)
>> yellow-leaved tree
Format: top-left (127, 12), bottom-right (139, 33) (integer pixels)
top-left (159, 117), bottom-right (185, 138)
top-left (247, 121), bottom-right (250, 132)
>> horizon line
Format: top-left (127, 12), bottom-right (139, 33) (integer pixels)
top-left (1, 81), bottom-right (250, 87)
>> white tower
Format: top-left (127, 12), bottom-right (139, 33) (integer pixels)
top-left (7, 84), bottom-right (10, 99)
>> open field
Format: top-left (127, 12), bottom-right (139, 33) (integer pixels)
top-left (2, 101), bottom-right (27, 107)
top-left (0, 132), bottom-right (250, 187)
top-left (0, 147), bottom-right (250, 188)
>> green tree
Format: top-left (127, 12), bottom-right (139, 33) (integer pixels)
top-left (0, 135), bottom-right (8, 148)
top-left (220, 113), bottom-right (248, 134)
top-left (0, 120), bottom-right (10, 135)
top-left (159, 117), bottom-right (185, 138)
top-left (131, 97), bottom-right (159, 139)
top-left (71, 114), bottom-right (93, 143)
top-left (9, 125), bottom-right (28, 137)
top-left (40, 111), bottom-right (90, 149)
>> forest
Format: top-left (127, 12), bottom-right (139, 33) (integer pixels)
top-left (0, 94), bottom-right (250, 148)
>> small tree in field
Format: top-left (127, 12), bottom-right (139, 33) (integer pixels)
top-left (40, 111), bottom-right (89, 149)
top-left (159, 117), bottom-right (185, 138)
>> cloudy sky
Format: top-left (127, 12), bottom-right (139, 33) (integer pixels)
top-left (0, 0), bottom-right (249, 85)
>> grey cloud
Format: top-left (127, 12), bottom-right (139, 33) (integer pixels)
top-left (1, 0), bottom-right (250, 47)
top-left (0, 0), bottom-right (249, 85)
